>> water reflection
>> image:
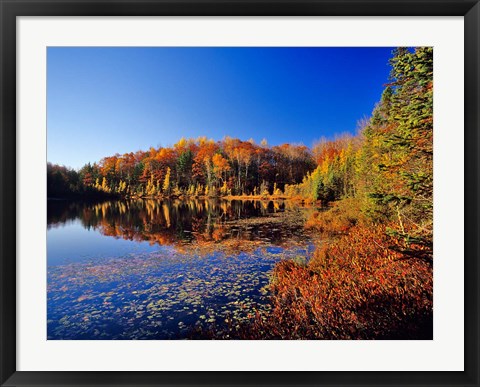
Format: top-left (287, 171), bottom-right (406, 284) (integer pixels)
top-left (48, 199), bottom-right (313, 251)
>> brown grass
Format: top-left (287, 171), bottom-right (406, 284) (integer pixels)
top-left (304, 197), bottom-right (364, 234)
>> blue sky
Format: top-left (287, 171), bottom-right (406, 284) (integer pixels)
top-left (47, 47), bottom-right (394, 169)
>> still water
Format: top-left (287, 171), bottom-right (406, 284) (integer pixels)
top-left (47, 199), bottom-right (316, 339)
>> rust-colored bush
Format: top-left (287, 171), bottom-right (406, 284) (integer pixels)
top-left (242, 224), bottom-right (433, 339)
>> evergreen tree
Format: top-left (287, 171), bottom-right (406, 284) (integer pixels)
top-left (363, 47), bottom-right (433, 245)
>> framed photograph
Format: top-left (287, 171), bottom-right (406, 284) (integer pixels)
top-left (1, 0), bottom-right (478, 386)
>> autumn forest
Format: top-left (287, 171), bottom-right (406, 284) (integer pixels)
top-left (48, 47), bottom-right (433, 340)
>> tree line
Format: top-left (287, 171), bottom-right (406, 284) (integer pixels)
top-left (48, 138), bottom-right (316, 199)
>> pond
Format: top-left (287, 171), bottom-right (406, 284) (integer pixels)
top-left (47, 198), bottom-right (318, 339)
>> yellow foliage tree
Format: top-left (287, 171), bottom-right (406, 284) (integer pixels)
top-left (163, 167), bottom-right (171, 194)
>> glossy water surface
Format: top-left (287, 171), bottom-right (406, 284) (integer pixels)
top-left (47, 199), bottom-right (316, 339)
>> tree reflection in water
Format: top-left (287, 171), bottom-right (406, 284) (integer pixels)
top-left (48, 199), bottom-right (314, 255)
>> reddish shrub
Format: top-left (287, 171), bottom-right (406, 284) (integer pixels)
top-left (243, 224), bottom-right (433, 339)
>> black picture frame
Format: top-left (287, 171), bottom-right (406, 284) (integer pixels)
top-left (1, 1), bottom-right (478, 386)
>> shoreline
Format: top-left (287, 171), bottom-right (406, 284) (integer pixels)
top-left (48, 194), bottom-right (319, 204)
